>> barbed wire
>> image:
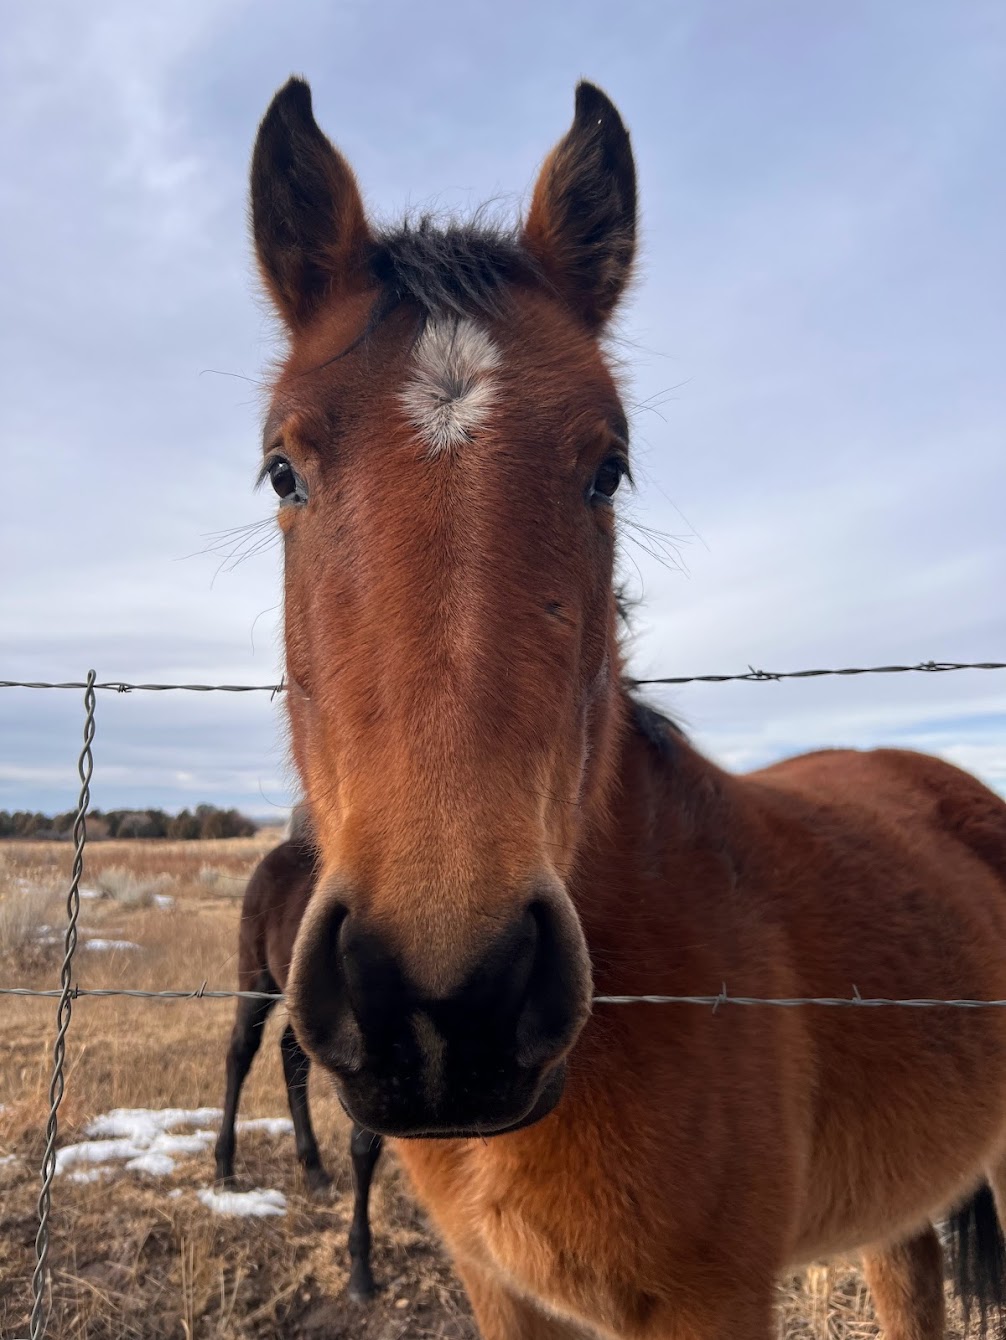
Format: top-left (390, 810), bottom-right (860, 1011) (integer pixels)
top-left (0, 679), bottom-right (286, 695)
top-left (1, 659), bottom-right (1006, 695)
top-left (9, 984), bottom-right (1006, 1009)
top-left (631, 659), bottom-right (1006, 686)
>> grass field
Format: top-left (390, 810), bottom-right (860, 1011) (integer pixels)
top-left (0, 835), bottom-right (969, 1338)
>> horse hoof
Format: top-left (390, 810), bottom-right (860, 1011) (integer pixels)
top-left (305, 1167), bottom-right (333, 1196)
top-left (348, 1276), bottom-right (376, 1304)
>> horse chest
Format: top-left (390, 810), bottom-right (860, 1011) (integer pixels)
top-left (399, 1140), bottom-right (629, 1330)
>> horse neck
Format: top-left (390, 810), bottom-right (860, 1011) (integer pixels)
top-left (571, 683), bottom-right (737, 982)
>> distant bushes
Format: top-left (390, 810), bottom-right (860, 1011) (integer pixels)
top-left (0, 804), bottom-right (258, 841)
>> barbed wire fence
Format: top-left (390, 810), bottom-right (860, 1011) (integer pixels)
top-left (2, 657), bottom-right (1006, 1337)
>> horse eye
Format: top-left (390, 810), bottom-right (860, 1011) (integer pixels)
top-left (268, 458), bottom-right (299, 501)
top-left (591, 457), bottom-right (628, 502)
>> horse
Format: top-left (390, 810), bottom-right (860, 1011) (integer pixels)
top-left (244, 75), bottom-right (1006, 1339)
top-left (214, 808), bottom-right (384, 1301)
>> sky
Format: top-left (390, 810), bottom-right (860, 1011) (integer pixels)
top-left (1, 1), bottom-right (1003, 820)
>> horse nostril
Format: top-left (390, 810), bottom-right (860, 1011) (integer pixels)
top-left (337, 913), bottom-right (411, 1034)
top-left (460, 907), bottom-right (538, 1020)
top-left (514, 898), bottom-right (590, 1070)
top-left (288, 903), bottom-right (367, 1073)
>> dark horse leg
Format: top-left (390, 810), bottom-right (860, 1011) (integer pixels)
top-left (279, 1022), bottom-right (331, 1194)
top-left (214, 979), bottom-right (277, 1184)
top-left (348, 1123), bottom-right (384, 1301)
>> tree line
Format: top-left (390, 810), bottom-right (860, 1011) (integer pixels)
top-left (0, 804), bottom-right (259, 841)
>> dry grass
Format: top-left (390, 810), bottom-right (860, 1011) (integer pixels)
top-left (0, 848), bottom-right (65, 968)
top-left (0, 882), bottom-right (52, 962)
top-left (0, 836), bottom-right (974, 1338)
top-left (0, 833), bottom-right (471, 1340)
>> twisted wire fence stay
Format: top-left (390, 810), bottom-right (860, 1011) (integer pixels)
top-left (28, 671), bottom-right (95, 1340)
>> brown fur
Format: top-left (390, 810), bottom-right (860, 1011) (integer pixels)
top-left (248, 77), bottom-right (1006, 1338)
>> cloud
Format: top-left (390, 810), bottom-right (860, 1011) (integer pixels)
top-left (2, 3), bottom-right (1004, 816)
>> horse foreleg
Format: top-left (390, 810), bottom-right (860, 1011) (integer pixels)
top-left (862, 1226), bottom-right (945, 1340)
top-left (456, 1261), bottom-right (596, 1339)
top-left (347, 1123), bottom-right (383, 1301)
top-left (279, 1022), bottom-right (330, 1194)
top-left (214, 985), bottom-right (276, 1184)
top-left (456, 1253), bottom-right (780, 1340)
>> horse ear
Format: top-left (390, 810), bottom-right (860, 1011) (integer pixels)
top-left (522, 82), bottom-right (637, 329)
top-left (251, 78), bottom-right (371, 330)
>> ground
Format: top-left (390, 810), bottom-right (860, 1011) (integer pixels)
top-left (0, 835), bottom-right (972, 1339)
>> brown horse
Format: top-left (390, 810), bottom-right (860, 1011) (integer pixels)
top-left (214, 809), bottom-right (384, 1300)
top-left (246, 76), bottom-right (1006, 1339)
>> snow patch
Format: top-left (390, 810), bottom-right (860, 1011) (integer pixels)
top-left (152, 893), bottom-right (174, 909)
top-left (86, 1108), bottom-right (222, 1139)
top-left (126, 1152), bottom-right (177, 1177)
top-left (56, 1108), bottom-right (222, 1179)
top-left (37, 927), bottom-right (141, 951)
top-left (56, 1137), bottom-right (141, 1171)
top-left (68, 1167), bottom-right (112, 1184)
top-left (236, 1117), bottom-right (294, 1137)
top-left (54, 1108), bottom-right (295, 1185)
top-left (197, 1187), bottom-right (287, 1218)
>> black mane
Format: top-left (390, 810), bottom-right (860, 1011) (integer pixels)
top-left (626, 695), bottom-right (683, 762)
top-left (367, 215), bottom-right (545, 324)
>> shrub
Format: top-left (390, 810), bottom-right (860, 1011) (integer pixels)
top-left (0, 884), bottom-right (59, 963)
top-left (93, 867), bottom-right (175, 908)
